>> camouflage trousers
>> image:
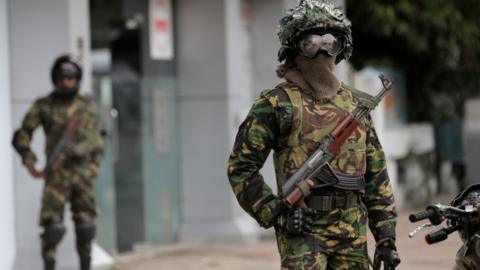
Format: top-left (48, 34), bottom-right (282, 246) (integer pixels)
top-left (276, 205), bottom-right (369, 270)
top-left (40, 163), bottom-right (98, 263)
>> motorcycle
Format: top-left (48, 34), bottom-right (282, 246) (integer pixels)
top-left (409, 184), bottom-right (480, 270)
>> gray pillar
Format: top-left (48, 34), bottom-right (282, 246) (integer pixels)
top-left (0, 0), bottom-right (15, 269)
top-left (9, 0), bottom-right (112, 269)
top-left (250, 0), bottom-right (283, 96)
top-left (177, 0), bottom-right (259, 243)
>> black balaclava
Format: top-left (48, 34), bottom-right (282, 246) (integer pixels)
top-left (52, 83), bottom-right (79, 101)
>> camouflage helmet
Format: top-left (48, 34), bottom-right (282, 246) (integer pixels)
top-left (277, 0), bottom-right (353, 64)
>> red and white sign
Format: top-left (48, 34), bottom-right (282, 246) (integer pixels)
top-left (149, 0), bottom-right (173, 60)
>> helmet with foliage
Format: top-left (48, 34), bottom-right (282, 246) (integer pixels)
top-left (277, 0), bottom-right (353, 64)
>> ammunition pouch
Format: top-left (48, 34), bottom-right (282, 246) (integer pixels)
top-left (305, 192), bottom-right (360, 212)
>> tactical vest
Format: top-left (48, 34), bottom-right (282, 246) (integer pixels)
top-left (272, 83), bottom-right (369, 196)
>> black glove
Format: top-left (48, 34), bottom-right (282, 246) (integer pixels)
top-left (276, 207), bottom-right (317, 236)
top-left (373, 240), bottom-right (401, 270)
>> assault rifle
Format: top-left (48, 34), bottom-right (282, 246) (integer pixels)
top-left (281, 74), bottom-right (393, 206)
top-left (46, 114), bottom-right (84, 172)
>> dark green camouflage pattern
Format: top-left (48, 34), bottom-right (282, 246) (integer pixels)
top-left (40, 163), bottom-right (98, 225)
top-left (279, 235), bottom-right (369, 269)
top-left (227, 82), bottom-right (397, 269)
top-left (12, 93), bottom-right (103, 262)
top-left (277, 0), bottom-right (353, 62)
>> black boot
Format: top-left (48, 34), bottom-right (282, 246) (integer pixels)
top-left (44, 260), bottom-right (55, 270)
top-left (80, 256), bottom-right (91, 270)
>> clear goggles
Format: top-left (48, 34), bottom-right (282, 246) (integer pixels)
top-left (295, 33), bottom-right (345, 58)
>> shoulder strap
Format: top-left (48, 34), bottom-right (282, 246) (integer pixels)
top-left (276, 84), bottom-right (303, 147)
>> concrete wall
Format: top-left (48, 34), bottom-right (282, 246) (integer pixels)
top-left (177, 0), bottom-right (260, 242)
top-left (177, 0), bottom-right (234, 241)
top-left (0, 0), bottom-right (15, 268)
top-left (250, 0), bottom-right (283, 95)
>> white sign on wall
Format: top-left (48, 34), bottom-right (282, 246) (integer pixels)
top-left (149, 0), bottom-right (174, 60)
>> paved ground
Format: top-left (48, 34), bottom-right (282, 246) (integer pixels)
top-left (114, 209), bottom-right (463, 270)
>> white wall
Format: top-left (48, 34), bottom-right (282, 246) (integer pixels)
top-left (0, 0), bottom-right (15, 269)
top-left (9, 1), bottom-right (71, 258)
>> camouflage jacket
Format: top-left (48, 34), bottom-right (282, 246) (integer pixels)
top-left (12, 93), bottom-right (104, 168)
top-left (227, 81), bottom-right (397, 242)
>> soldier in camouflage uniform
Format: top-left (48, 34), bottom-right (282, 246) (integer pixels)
top-left (12, 55), bottom-right (104, 270)
top-left (227, 1), bottom-right (400, 269)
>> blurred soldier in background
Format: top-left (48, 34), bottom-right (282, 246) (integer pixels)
top-left (12, 55), bottom-right (104, 270)
top-left (227, 1), bottom-right (400, 269)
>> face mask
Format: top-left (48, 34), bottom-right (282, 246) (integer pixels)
top-left (52, 87), bottom-right (79, 100)
top-left (52, 77), bottom-right (79, 100)
top-left (293, 53), bottom-right (341, 99)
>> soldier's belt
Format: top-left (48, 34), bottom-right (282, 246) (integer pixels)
top-left (305, 192), bottom-right (360, 212)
